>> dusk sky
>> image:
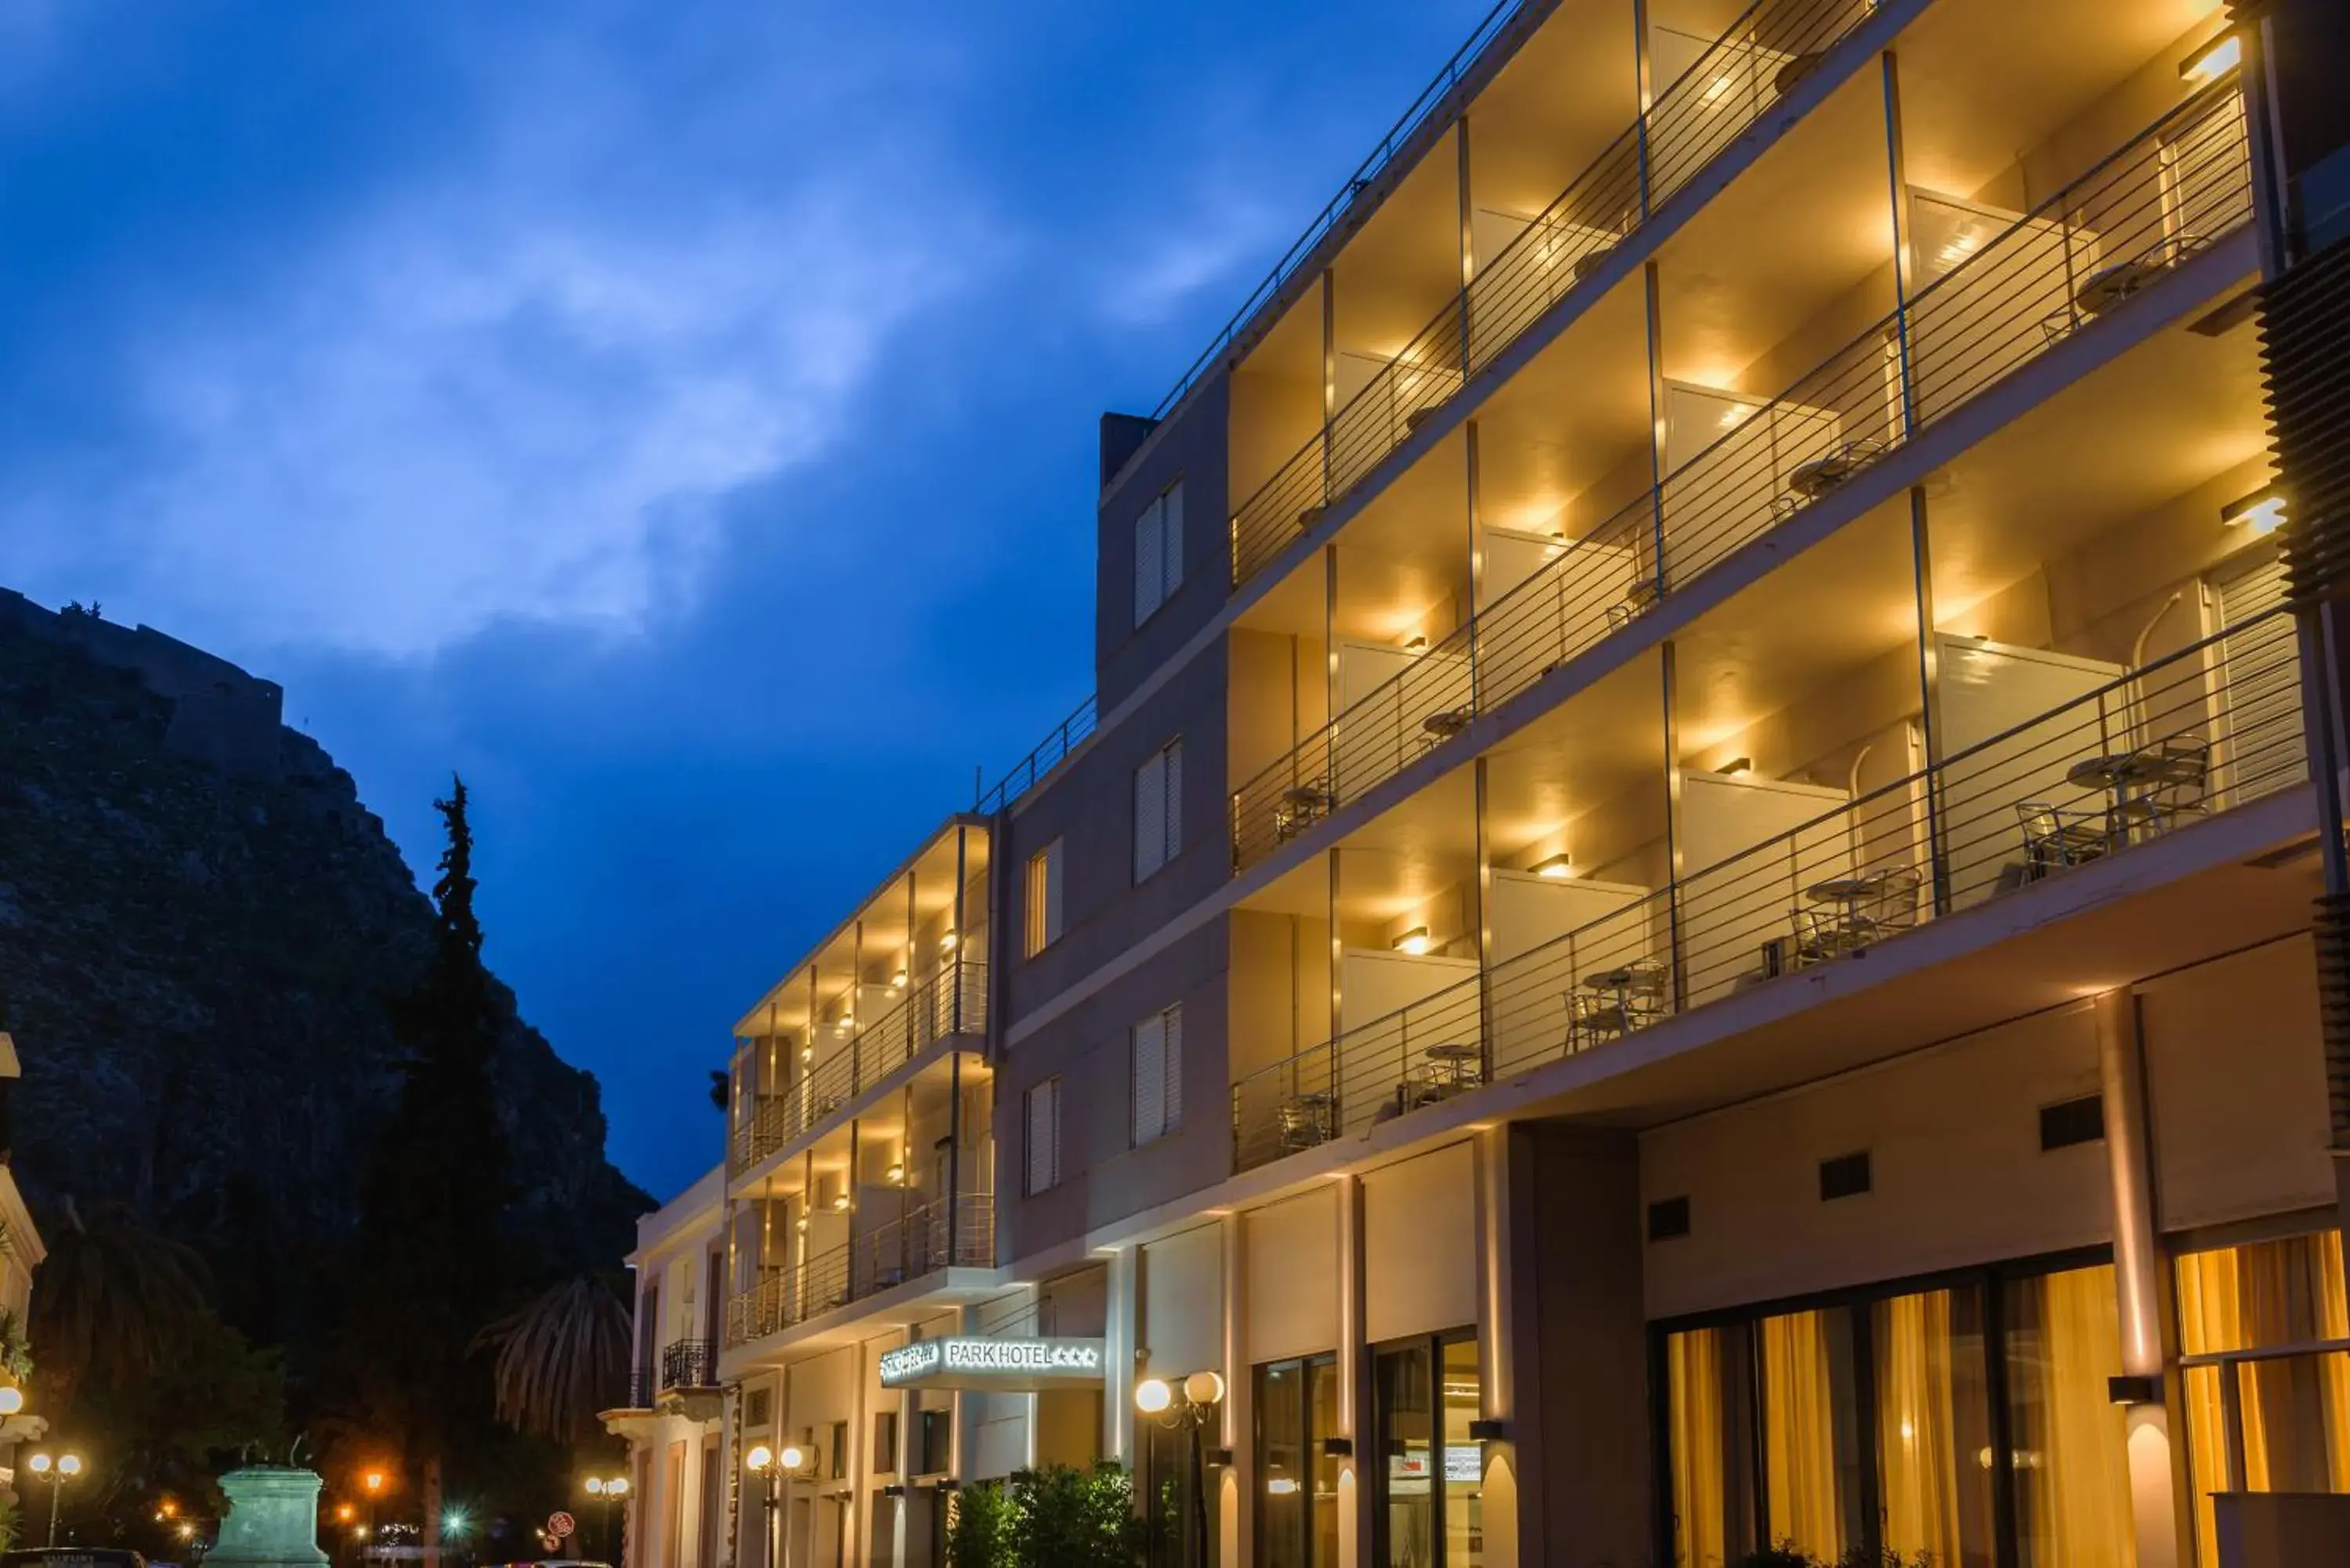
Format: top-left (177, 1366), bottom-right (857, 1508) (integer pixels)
top-left (0, 0), bottom-right (1495, 1201)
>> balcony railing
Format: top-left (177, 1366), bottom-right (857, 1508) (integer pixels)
top-left (730, 959), bottom-right (989, 1174)
top-left (978, 694), bottom-right (1097, 815)
top-left (1228, 0), bottom-right (1884, 591)
top-left (725, 1194), bottom-right (996, 1347)
top-left (1231, 604), bottom-right (2308, 1172)
top-left (660, 1337), bottom-right (716, 1391)
top-left (1231, 82), bottom-right (2252, 874)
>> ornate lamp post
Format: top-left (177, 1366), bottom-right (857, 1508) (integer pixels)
top-left (26, 1451), bottom-right (85, 1547)
top-left (581, 1476), bottom-right (629, 1563)
top-left (743, 1443), bottom-right (804, 1568)
top-left (1135, 1372), bottom-right (1224, 1568)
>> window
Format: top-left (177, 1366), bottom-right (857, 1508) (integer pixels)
top-left (1134, 738), bottom-right (1184, 883)
top-left (1025, 1077), bottom-right (1062, 1194)
top-left (1131, 1003), bottom-right (1184, 1147)
top-left (1256, 1354), bottom-right (1340, 1568)
top-left (872, 1410), bottom-right (898, 1475)
top-left (1374, 1331), bottom-right (1483, 1568)
top-left (916, 1407), bottom-right (953, 1476)
top-left (829, 1419), bottom-right (849, 1479)
top-left (1025, 839), bottom-right (1065, 956)
top-left (2175, 1229), bottom-right (2350, 1568)
top-left (1133, 480), bottom-right (1185, 627)
top-left (1661, 1263), bottom-right (2121, 1568)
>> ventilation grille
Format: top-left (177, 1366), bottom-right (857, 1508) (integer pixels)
top-left (2039, 1095), bottom-right (2106, 1151)
top-left (1819, 1151), bottom-right (1873, 1201)
top-left (1647, 1195), bottom-right (1691, 1241)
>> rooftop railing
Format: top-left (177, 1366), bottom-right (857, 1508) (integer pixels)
top-left (1227, 0), bottom-right (1884, 591)
top-left (728, 959), bottom-right (988, 1174)
top-left (1230, 81), bottom-right (2252, 874)
top-left (1231, 603), bottom-right (2308, 1172)
top-left (725, 1194), bottom-right (996, 1347)
top-left (1148, 0), bottom-right (1532, 426)
top-left (978, 695), bottom-right (1097, 816)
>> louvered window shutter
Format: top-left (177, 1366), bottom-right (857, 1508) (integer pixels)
top-left (1162, 1004), bottom-right (1183, 1132)
top-left (1163, 740), bottom-right (1184, 861)
top-left (1135, 750), bottom-right (1167, 882)
top-left (1162, 483), bottom-right (1185, 597)
top-left (1132, 1013), bottom-right (1166, 1146)
top-left (1134, 498), bottom-right (1166, 627)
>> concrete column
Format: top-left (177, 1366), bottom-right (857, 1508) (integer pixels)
top-left (1337, 1174), bottom-right (1369, 1568)
top-left (1220, 1211), bottom-right (1249, 1568)
top-left (1104, 1245), bottom-right (1139, 1466)
top-left (1475, 1127), bottom-right (1520, 1568)
top-left (2097, 989), bottom-right (2182, 1568)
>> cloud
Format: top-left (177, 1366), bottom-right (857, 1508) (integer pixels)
top-left (0, 3), bottom-right (992, 659)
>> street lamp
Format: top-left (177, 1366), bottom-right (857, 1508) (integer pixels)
top-left (744, 1445), bottom-right (795, 1568)
top-left (1135, 1372), bottom-right (1224, 1568)
top-left (26, 1451), bottom-right (85, 1547)
top-left (582, 1475), bottom-right (629, 1563)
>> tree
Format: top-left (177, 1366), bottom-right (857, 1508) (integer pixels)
top-left (475, 1275), bottom-right (630, 1442)
top-left (336, 778), bottom-right (517, 1564)
top-left (74, 1304), bottom-right (285, 1538)
top-left (29, 1196), bottom-right (208, 1418)
top-left (708, 1070), bottom-right (729, 1112)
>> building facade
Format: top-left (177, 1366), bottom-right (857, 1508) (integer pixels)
top-left (614, 0), bottom-right (2350, 1564)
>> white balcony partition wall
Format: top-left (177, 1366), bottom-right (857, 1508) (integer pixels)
top-left (2212, 554), bottom-right (2305, 807)
top-left (1931, 636), bottom-right (2124, 909)
top-left (1338, 948), bottom-right (1481, 1118)
top-left (1907, 189), bottom-right (2094, 428)
top-left (1676, 771), bottom-right (1852, 1004)
top-left (1476, 526), bottom-right (1646, 700)
top-left (1660, 381), bottom-right (1843, 590)
top-left (1468, 208), bottom-right (1629, 367)
top-left (1647, 23), bottom-right (1796, 202)
top-left (1488, 870), bottom-right (1650, 1067)
top-left (1332, 640), bottom-right (1474, 804)
top-left (1362, 1141), bottom-right (1479, 1344)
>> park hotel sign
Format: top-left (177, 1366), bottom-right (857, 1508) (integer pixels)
top-left (877, 1335), bottom-right (1107, 1391)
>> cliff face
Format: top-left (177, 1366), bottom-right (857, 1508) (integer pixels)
top-left (0, 592), bottom-right (649, 1347)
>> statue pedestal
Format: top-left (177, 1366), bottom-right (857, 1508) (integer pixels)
top-left (210, 1469), bottom-right (331, 1568)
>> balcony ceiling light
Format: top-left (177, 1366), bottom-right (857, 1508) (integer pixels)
top-left (2180, 33), bottom-right (2241, 85)
top-left (2220, 484), bottom-right (2286, 536)
top-left (1393, 927), bottom-right (1432, 956)
top-left (832, 1193), bottom-right (851, 1211)
top-left (1533, 853), bottom-right (1573, 880)
top-left (1719, 757), bottom-right (1754, 776)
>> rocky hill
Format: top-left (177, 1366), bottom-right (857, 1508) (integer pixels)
top-left (0, 591), bottom-right (649, 1349)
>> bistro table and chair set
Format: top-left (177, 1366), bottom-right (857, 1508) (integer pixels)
top-left (2014, 734), bottom-right (2211, 883)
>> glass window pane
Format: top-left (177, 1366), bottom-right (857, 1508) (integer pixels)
top-left (1260, 1359), bottom-right (1307, 1568)
top-left (1442, 1339), bottom-right (1484, 1568)
top-left (2175, 1230), bottom-right (2350, 1565)
top-left (1376, 1343), bottom-right (1436, 1568)
top-left (1667, 1325), bottom-right (1759, 1568)
top-left (1872, 1286), bottom-right (1998, 1568)
top-left (2003, 1264), bottom-right (2136, 1568)
top-left (1758, 1305), bottom-right (1866, 1561)
top-left (1311, 1357), bottom-right (1342, 1568)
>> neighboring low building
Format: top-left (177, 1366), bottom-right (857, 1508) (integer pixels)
top-left (0, 1027), bottom-right (49, 1499)
top-left (606, 1169), bottom-right (726, 1568)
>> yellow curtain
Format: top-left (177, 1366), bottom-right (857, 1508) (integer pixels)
top-left (1762, 1310), bottom-right (1845, 1561)
top-left (2175, 1230), bottom-right (2350, 1563)
top-left (2019, 1266), bottom-right (2136, 1568)
top-left (1877, 1291), bottom-right (1963, 1563)
top-left (1668, 1330), bottom-right (1726, 1568)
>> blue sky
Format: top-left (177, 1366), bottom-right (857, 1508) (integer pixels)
top-left (0, 0), bottom-right (1491, 1202)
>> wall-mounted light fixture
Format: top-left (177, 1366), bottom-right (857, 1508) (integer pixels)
top-left (891, 969), bottom-right (908, 990)
top-left (1393, 927), bottom-right (1432, 956)
top-left (2221, 483), bottom-right (2287, 536)
top-left (2180, 32), bottom-right (2241, 85)
top-left (887, 1162), bottom-right (906, 1185)
top-left (1532, 853), bottom-right (1573, 880)
top-left (2107, 1374), bottom-right (2160, 1406)
top-left (1319, 1437), bottom-right (1354, 1459)
top-left (1719, 757), bottom-right (1754, 776)
top-left (831, 1192), bottom-right (851, 1212)
top-left (1401, 634), bottom-right (1429, 652)
top-left (1467, 1418), bottom-right (1508, 1441)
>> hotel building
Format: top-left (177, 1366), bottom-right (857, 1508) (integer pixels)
top-left (609, 0), bottom-right (2350, 1563)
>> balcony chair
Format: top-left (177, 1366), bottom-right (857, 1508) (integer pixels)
top-left (1274, 782), bottom-right (1336, 843)
top-left (2135, 735), bottom-right (2212, 833)
top-left (1568, 957), bottom-right (1668, 1049)
top-left (2015, 800), bottom-right (2113, 882)
top-left (1276, 1092), bottom-right (1335, 1152)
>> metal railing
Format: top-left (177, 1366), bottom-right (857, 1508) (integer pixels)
top-left (1148, 0), bottom-right (1533, 426)
top-left (1227, 0), bottom-right (1884, 591)
top-left (728, 959), bottom-right (989, 1173)
top-left (1229, 82), bottom-right (2253, 874)
top-left (1231, 605), bottom-right (2308, 1172)
top-left (659, 1337), bottom-right (716, 1392)
top-left (978, 695), bottom-right (1097, 815)
top-left (725, 1194), bottom-right (996, 1346)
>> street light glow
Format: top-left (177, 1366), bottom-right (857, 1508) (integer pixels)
top-left (0, 1386), bottom-right (24, 1415)
top-left (584, 1478), bottom-right (606, 1496)
top-left (442, 1510), bottom-right (468, 1536)
top-left (363, 1472), bottom-right (385, 1495)
top-left (1134, 1377), bottom-right (1173, 1414)
top-left (777, 1446), bottom-right (804, 1473)
top-left (607, 1479), bottom-right (628, 1499)
top-left (27, 1454), bottom-right (50, 1476)
top-left (57, 1456), bottom-right (82, 1478)
top-left (743, 1446), bottom-right (772, 1474)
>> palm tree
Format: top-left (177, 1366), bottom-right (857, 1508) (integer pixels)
top-left (30, 1196), bottom-right (210, 1417)
top-left (475, 1274), bottom-right (631, 1442)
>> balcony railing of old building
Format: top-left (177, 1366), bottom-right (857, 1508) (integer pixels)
top-left (1231, 605), bottom-right (2308, 1172)
top-left (728, 959), bottom-right (989, 1175)
top-left (1231, 81), bottom-right (2253, 873)
top-left (1228, 0), bottom-right (1888, 591)
top-left (659, 1337), bottom-right (717, 1392)
top-left (724, 1193), bottom-right (996, 1348)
